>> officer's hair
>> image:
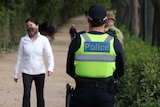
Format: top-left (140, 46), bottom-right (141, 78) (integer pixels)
top-left (89, 19), bottom-right (106, 27)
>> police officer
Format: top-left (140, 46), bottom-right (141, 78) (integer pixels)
top-left (105, 11), bottom-right (124, 45)
top-left (66, 4), bottom-right (125, 107)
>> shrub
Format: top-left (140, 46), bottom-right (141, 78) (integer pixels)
top-left (115, 26), bottom-right (160, 107)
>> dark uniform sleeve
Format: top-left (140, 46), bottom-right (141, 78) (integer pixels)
top-left (113, 38), bottom-right (125, 79)
top-left (66, 33), bottom-right (81, 78)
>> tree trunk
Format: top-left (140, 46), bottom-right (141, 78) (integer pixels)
top-left (147, 0), bottom-right (154, 41)
top-left (151, 0), bottom-right (160, 47)
top-left (121, 0), bottom-right (131, 30)
top-left (121, 0), bottom-right (141, 36)
top-left (133, 0), bottom-right (140, 36)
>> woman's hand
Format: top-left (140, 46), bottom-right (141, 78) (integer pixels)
top-left (48, 71), bottom-right (52, 76)
top-left (14, 78), bottom-right (18, 83)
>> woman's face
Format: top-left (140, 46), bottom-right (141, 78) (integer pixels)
top-left (26, 21), bottom-right (39, 37)
top-left (105, 19), bottom-right (115, 27)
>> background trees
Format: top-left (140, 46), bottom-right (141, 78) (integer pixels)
top-left (1, 0), bottom-right (160, 51)
top-left (114, 0), bottom-right (160, 48)
top-left (0, 0), bottom-right (111, 53)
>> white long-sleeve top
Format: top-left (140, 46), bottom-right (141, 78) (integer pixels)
top-left (14, 32), bottom-right (54, 78)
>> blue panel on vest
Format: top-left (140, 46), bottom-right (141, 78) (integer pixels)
top-left (84, 42), bottom-right (110, 52)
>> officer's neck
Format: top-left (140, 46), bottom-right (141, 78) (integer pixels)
top-left (89, 26), bottom-right (105, 33)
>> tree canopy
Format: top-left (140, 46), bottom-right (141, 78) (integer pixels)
top-left (0, 0), bottom-right (111, 52)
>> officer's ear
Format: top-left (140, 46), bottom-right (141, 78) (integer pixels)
top-left (105, 18), bottom-right (109, 27)
top-left (105, 18), bottom-right (108, 23)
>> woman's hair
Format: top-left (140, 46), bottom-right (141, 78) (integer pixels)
top-left (26, 17), bottom-right (39, 25)
top-left (25, 17), bottom-right (56, 37)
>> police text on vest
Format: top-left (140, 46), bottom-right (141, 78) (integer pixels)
top-left (84, 42), bottom-right (110, 52)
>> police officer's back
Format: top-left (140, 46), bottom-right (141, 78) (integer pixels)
top-left (66, 4), bottom-right (125, 107)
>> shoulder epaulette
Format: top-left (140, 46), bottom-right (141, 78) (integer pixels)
top-left (105, 29), bottom-right (117, 38)
top-left (78, 30), bottom-right (86, 34)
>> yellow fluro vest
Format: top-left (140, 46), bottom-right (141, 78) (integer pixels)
top-left (74, 33), bottom-right (116, 78)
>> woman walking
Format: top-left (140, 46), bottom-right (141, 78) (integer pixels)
top-left (14, 17), bottom-right (54, 107)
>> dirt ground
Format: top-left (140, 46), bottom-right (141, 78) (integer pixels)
top-left (0, 15), bottom-right (88, 107)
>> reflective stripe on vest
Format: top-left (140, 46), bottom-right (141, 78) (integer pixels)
top-left (81, 33), bottom-right (113, 42)
top-left (75, 54), bottom-right (115, 62)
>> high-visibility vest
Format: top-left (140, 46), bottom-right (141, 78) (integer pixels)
top-left (74, 33), bottom-right (116, 78)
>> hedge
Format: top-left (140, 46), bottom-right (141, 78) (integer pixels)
top-left (115, 26), bottom-right (160, 107)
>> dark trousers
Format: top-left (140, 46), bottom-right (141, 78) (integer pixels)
top-left (22, 73), bottom-right (45, 107)
top-left (72, 87), bottom-right (114, 107)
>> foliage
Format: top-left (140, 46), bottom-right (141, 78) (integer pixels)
top-left (1, 0), bottom-right (160, 106)
top-left (0, 0), bottom-right (111, 53)
top-left (114, 26), bottom-right (160, 107)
